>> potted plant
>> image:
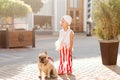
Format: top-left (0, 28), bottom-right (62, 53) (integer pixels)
top-left (93, 0), bottom-right (120, 65)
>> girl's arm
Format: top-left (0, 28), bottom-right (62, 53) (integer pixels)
top-left (69, 31), bottom-right (74, 52)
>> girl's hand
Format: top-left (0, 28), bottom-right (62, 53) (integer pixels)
top-left (69, 47), bottom-right (72, 52)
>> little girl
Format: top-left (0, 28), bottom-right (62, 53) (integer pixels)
top-left (56, 15), bottom-right (74, 75)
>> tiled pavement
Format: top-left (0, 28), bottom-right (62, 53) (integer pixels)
top-left (1, 56), bottom-right (120, 80)
top-left (0, 33), bottom-right (120, 80)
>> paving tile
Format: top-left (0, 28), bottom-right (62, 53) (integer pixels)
top-left (0, 34), bottom-right (120, 80)
top-left (0, 56), bottom-right (120, 80)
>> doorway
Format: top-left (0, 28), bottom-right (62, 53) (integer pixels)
top-left (67, 0), bottom-right (84, 32)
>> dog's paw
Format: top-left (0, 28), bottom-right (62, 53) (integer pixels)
top-left (38, 75), bottom-right (41, 78)
top-left (46, 76), bottom-right (51, 79)
top-left (51, 75), bottom-right (57, 78)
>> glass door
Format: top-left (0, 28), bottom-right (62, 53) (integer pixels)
top-left (67, 0), bottom-right (84, 32)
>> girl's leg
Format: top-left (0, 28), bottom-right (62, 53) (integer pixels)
top-left (58, 47), bottom-right (72, 74)
top-left (67, 50), bottom-right (72, 74)
top-left (58, 48), bottom-right (64, 74)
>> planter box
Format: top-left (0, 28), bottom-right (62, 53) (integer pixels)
top-left (0, 29), bottom-right (35, 48)
top-left (99, 40), bottom-right (119, 65)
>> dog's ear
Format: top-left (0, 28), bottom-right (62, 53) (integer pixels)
top-left (44, 51), bottom-right (47, 55)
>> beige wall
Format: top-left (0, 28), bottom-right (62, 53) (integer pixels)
top-left (14, 0), bottom-right (93, 32)
top-left (35, 0), bottom-right (54, 16)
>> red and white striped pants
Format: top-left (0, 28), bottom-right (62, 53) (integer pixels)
top-left (58, 46), bottom-right (72, 74)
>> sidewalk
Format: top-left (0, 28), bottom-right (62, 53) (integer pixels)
top-left (0, 33), bottom-right (120, 80)
top-left (0, 56), bottom-right (120, 80)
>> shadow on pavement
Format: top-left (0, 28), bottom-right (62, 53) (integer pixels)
top-left (42, 74), bottom-right (76, 80)
top-left (106, 65), bottom-right (120, 75)
top-left (59, 74), bottom-right (76, 80)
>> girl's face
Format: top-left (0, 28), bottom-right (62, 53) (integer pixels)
top-left (60, 19), bottom-right (69, 29)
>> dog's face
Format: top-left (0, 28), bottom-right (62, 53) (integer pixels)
top-left (39, 52), bottom-right (48, 63)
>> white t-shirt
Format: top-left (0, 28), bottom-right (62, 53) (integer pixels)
top-left (58, 28), bottom-right (74, 48)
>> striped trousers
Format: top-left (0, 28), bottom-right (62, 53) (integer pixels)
top-left (58, 46), bottom-right (72, 74)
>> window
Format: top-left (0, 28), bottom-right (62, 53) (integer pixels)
top-left (70, 0), bottom-right (80, 8)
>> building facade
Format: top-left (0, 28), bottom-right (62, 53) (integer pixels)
top-left (33, 0), bottom-right (93, 33)
top-left (4, 0), bottom-right (92, 33)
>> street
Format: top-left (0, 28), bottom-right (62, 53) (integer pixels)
top-left (0, 33), bottom-right (120, 80)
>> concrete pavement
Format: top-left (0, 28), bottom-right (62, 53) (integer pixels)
top-left (0, 33), bottom-right (120, 80)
